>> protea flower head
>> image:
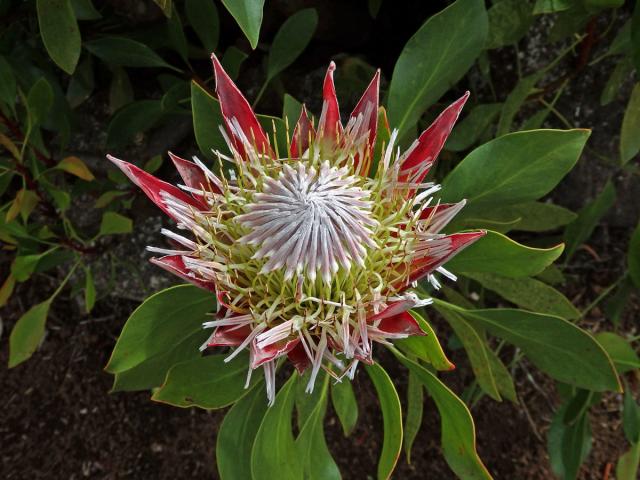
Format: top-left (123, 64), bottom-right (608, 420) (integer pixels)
top-left (107, 55), bottom-right (485, 404)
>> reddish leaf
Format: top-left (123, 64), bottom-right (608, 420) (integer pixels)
top-left (317, 61), bottom-right (342, 145)
top-left (149, 255), bottom-right (216, 291)
top-left (289, 105), bottom-right (315, 158)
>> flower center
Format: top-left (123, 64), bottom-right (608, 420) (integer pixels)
top-left (237, 161), bottom-right (377, 282)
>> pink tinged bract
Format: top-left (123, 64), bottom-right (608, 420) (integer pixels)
top-left (378, 311), bottom-right (425, 336)
top-left (289, 105), bottom-right (316, 158)
top-left (208, 325), bottom-right (252, 347)
top-left (349, 69), bottom-right (380, 172)
top-left (168, 151), bottom-right (220, 195)
top-left (107, 155), bottom-right (206, 219)
top-left (399, 91), bottom-right (470, 185)
top-left (317, 61), bottom-right (342, 145)
top-left (287, 342), bottom-right (311, 374)
top-left (211, 53), bottom-right (271, 157)
top-left (149, 255), bottom-right (216, 292)
top-left (250, 337), bottom-right (300, 369)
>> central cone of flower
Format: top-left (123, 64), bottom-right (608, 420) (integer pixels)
top-left (107, 55), bottom-right (485, 403)
top-left (237, 162), bottom-right (377, 282)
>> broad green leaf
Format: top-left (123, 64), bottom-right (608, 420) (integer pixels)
top-left (109, 68), bottom-right (134, 113)
top-left (436, 302), bottom-right (621, 392)
top-left (37, 0), bottom-right (81, 74)
top-left (9, 299), bottom-right (51, 368)
top-left (486, 0), bottom-right (533, 50)
top-left (496, 72), bottom-right (541, 136)
top-left (71, 0), bottom-right (101, 20)
top-left (95, 190), bottom-right (128, 208)
top-left (366, 363), bottom-right (403, 480)
top-left (251, 375), bottom-right (302, 479)
top-left (106, 284), bottom-right (215, 373)
top-left (594, 332), bottom-right (640, 374)
top-left (67, 56), bottom-right (95, 108)
top-left (445, 103), bottom-right (502, 152)
top-left (57, 156), bottom-right (95, 181)
top-left (296, 378), bottom-right (340, 480)
top-left (221, 0), bottom-right (265, 49)
top-left (632, 1), bottom-right (640, 74)
top-left (446, 230), bottom-right (564, 278)
top-left (436, 305), bottom-right (501, 401)
top-left (186, 0), bottom-right (220, 52)
top-left (548, 400), bottom-right (592, 480)
top-left (217, 382), bottom-right (268, 480)
top-left (617, 442), bottom-right (640, 480)
top-left (84, 267), bottom-right (95, 313)
top-left (282, 93), bottom-right (303, 130)
top-left (483, 346), bottom-right (517, 403)
top-left (0, 274), bottom-right (15, 307)
top-left (387, 0), bottom-right (488, 138)
top-left (99, 211), bottom-right (132, 236)
top-left (257, 114), bottom-right (287, 156)
top-left (404, 370), bottom-right (424, 463)
top-left (153, 0), bottom-right (172, 17)
top-left (6, 189), bottom-right (39, 223)
top-left (191, 81), bottom-right (228, 158)
top-left (441, 130), bottom-right (590, 216)
top-left (106, 99), bottom-right (164, 148)
top-left (331, 378), bottom-right (359, 436)
top-left (563, 179), bottom-right (615, 261)
top-left (466, 273), bottom-right (580, 320)
top-left (621, 83), bottom-right (640, 165)
top-left (166, 5), bottom-right (188, 61)
top-left (394, 352), bottom-right (492, 479)
top-left (396, 311), bottom-right (455, 370)
top-left (85, 37), bottom-right (178, 71)
top-left (266, 9), bottom-right (318, 81)
top-left (533, 0), bottom-right (574, 14)
top-left (27, 78), bottom-right (54, 127)
top-left (11, 248), bottom-right (58, 282)
top-left (152, 353), bottom-right (252, 408)
top-left (491, 202), bottom-right (576, 232)
top-left (623, 383), bottom-right (640, 443)
top-left (111, 329), bottom-right (208, 392)
top-left (604, 277), bottom-right (633, 328)
top-left (601, 59), bottom-right (633, 106)
top-left (0, 55), bottom-right (17, 105)
top-left (629, 221), bottom-right (640, 289)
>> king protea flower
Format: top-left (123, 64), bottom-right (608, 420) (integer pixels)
top-left (107, 55), bottom-right (484, 404)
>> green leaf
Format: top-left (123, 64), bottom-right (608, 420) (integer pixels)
top-left (283, 93), bottom-right (303, 130)
top-left (393, 352), bottom-right (492, 479)
top-left (466, 273), bottom-right (580, 320)
top-left (109, 68), bottom-right (134, 113)
top-left (185, 0), bottom-right (220, 52)
top-left (441, 130), bottom-right (590, 217)
top-left (152, 352), bottom-right (253, 408)
top-left (9, 299), bottom-right (51, 368)
top-left (396, 311), bottom-right (455, 371)
top-left (387, 0), bottom-right (488, 138)
top-left (533, 0), bottom-right (575, 14)
top-left (436, 305), bottom-right (501, 401)
top-left (483, 345), bottom-right (517, 403)
top-left (365, 363), bottom-right (403, 480)
top-left (623, 383), bottom-right (640, 444)
top-left (221, 0), bottom-right (265, 49)
top-left (166, 5), bottom-right (188, 62)
top-left (266, 9), bottom-right (318, 81)
top-left (99, 211), bottom-right (132, 236)
top-left (330, 378), bottom-right (359, 437)
top-left (629, 221), bottom-right (640, 289)
top-left (621, 83), bottom-right (640, 165)
top-left (191, 81), bottom-right (228, 158)
top-left (217, 382), bottom-right (268, 480)
top-left (617, 442), bottom-right (640, 480)
top-left (631, 1), bottom-right (640, 74)
top-left (67, 56), bottom-right (95, 108)
top-left (446, 230), bottom-right (564, 278)
top-left (85, 37), bottom-right (178, 71)
top-left (27, 78), bottom-right (54, 127)
top-left (106, 100), bottom-right (164, 148)
top-left (436, 302), bottom-right (621, 392)
top-left (221, 46), bottom-right (248, 80)
top-left (71, 0), bottom-right (101, 20)
top-left (491, 202), bottom-right (577, 232)
top-left (403, 370), bottom-right (424, 463)
top-left (486, 0), bottom-right (533, 50)
top-left (84, 267), bottom-right (95, 313)
top-left (296, 378), bottom-right (341, 480)
top-left (153, 0), bottom-right (172, 17)
top-left (548, 399), bottom-right (592, 480)
top-left (601, 59), bottom-right (633, 106)
top-left (106, 284), bottom-right (215, 373)
top-left (496, 72), bottom-right (541, 136)
top-left (563, 179), bottom-right (615, 261)
top-left (251, 375), bottom-right (302, 479)
top-left (37, 0), bottom-right (81, 74)
top-left (445, 103), bottom-right (502, 152)
top-left (0, 55), bottom-right (17, 106)
top-left (594, 332), bottom-right (640, 374)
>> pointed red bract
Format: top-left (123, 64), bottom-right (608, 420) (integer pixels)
top-left (407, 230), bottom-right (486, 284)
top-left (107, 155), bottom-right (206, 219)
top-left (149, 255), bottom-right (216, 291)
top-left (251, 337), bottom-right (300, 368)
top-left (287, 342), bottom-right (311, 374)
top-left (168, 151), bottom-right (220, 195)
top-left (368, 296), bottom-right (421, 322)
top-left (350, 69), bottom-right (380, 172)
top-left (289, 105), bottom-right (315, 158)
top-left (317, 62), bottom-right (342, 145)
top-left (378, 311), bottom-right (425, 336)
top-left (211, 54), bottom-right (270, 157)
top-left (207, 325), bottom-right (252, 347)
top-left (399, 92), bottom-right (470, 185)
